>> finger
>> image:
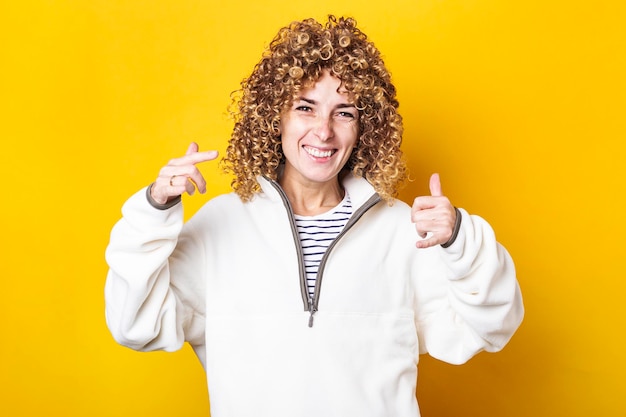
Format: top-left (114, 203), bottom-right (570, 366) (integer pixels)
top-left (186, 142), bottom-right (219, 163)
top-left (413, 214), bottom-right (440, 243)
top-left (154, 145), bottom-right (219, 201)
top-left (429, 173), bottom-right (442, 197)
top-left (166, 168), bottom-right (207, 194)
top-left (412, 195), bottom-right (438, 213)
top-left (167, 174), bottom-right (200, 197)
top-left (202, 150), bottom-right (219, 161)
top-left (186, 142), bottom-right (199, 155)
top-left (184, 178), bottom-right (196, 196)
top-left (151, 173), bottom-right (188, 205)
top-left (161, 161), bottom-right (211, 191)
top-left (187, 169), bottom-right (208, 194)
top-left (168, 174), bottom-right (190, 190)
top-left (415, 236), bottom-right (441, 249)
top-left (170, 149), bottom-right (219, 166)
top-left (189, 149), bottom-right (218, 194)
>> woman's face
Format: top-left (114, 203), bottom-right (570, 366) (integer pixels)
top-left (279, 70), bottom-right (359, 188)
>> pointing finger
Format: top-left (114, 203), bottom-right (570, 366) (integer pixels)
top-left (429, 173), bottom-right (442, 197)
top-left (185, 142), bottom-right (218, 163)
top-left (171, 149), bottom-right (219, 166)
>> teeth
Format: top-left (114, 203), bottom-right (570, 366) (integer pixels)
top-left (305, 146), bottom-right (333, 158)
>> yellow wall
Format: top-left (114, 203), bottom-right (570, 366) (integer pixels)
top-left (1, 1), bottom-right (624, 416)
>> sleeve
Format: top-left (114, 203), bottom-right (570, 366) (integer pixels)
top-left (413, 208), bottom-right (524, 365)
top-left (104, 186), bottom-right (206, 354)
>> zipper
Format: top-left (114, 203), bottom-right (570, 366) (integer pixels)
top-left (267, 179), bottom-right (310, 313)
top-left (308, 193), bottom-right (381, 326)
top-left (266, 177), bottom-right (381, 327)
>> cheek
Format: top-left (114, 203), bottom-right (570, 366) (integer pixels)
top-left (347, 125), bottom-right (359, 148)
top-left (279, 126), bottom-right (303, 154)
top-left (280, 117), bottom-right (306, 138)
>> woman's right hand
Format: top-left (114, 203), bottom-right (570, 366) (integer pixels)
top-left (150, 142), bottom-right (219, 205)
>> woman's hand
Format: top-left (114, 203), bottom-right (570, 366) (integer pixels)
top-left (150, 142), bottom-right (219, 205)
top-left (411, 173), bottom-right (457, 249)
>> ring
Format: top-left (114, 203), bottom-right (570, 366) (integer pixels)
top-left (169, 175), bottom-right (177, 186)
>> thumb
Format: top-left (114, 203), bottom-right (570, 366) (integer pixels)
top-left (186, 142), bottom-right (199, 155)
top-left (429, 173), bottom-right (442, 197)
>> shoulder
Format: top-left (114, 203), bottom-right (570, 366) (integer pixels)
top-left (194, 191), bottom-right (247, 216)
top-left (354, 197), bottom-right (413, 242)
top-left (372, 197), bottom-right (412, 218)
top-left (191, 187), bottom-right (282, 223)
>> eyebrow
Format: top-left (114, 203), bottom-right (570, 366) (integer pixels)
top-left (297, 97), bottom-right (356, 109)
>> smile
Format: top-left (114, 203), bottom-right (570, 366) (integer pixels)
top-left (304, 146), bottom-right (335, 158)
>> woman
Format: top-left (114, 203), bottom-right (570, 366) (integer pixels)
top-left (105, 16), bottom-right (523, 417)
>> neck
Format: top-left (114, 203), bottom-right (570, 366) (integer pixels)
top-left (279, 176), bottom-right (344, 216)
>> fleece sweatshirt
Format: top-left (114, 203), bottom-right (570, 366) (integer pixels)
top-left (105, 174), bottom-right (524, 417)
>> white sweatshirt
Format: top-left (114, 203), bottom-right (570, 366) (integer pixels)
top-left (105, 174), bottom-right (524, 417)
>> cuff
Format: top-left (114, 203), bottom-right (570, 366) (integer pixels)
top-left (441, 207), bottom-right (462, 248)
top-left (146, 183), bottom-right (182, 210)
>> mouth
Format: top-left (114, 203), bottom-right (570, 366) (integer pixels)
top-left (303, 145), bottom-right (335, 158)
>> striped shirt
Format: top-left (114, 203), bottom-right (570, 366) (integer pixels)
top-left (294, 193), bottom-right (353, 298)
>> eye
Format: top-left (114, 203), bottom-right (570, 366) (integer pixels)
top-left (337, 111), bottom-right (356, 119)
top-left (295, 105), bottom-right (313, 112)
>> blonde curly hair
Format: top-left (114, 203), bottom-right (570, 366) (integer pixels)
top-left (222, 15), bottom-right (406, 203)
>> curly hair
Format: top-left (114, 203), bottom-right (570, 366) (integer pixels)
top-left (222, 15), bottom-right (407, 203)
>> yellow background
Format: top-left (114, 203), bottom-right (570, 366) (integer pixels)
top-left (1, 0), bottom-right (624, 416)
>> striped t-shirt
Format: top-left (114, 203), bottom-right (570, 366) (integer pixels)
top-left (294, 193), bottom-right (353, 298)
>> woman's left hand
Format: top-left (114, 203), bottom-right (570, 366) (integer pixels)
top-left (411, 173), bottom-right (457, 249)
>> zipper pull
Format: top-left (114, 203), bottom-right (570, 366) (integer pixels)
top-left (308, 300), bottom-right (317, 328)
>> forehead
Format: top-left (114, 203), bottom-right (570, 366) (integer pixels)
top-left (298, 71), bottom-right (352, 100)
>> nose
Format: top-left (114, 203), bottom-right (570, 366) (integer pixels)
top-left (313, 115), bottom-right (334, 141)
